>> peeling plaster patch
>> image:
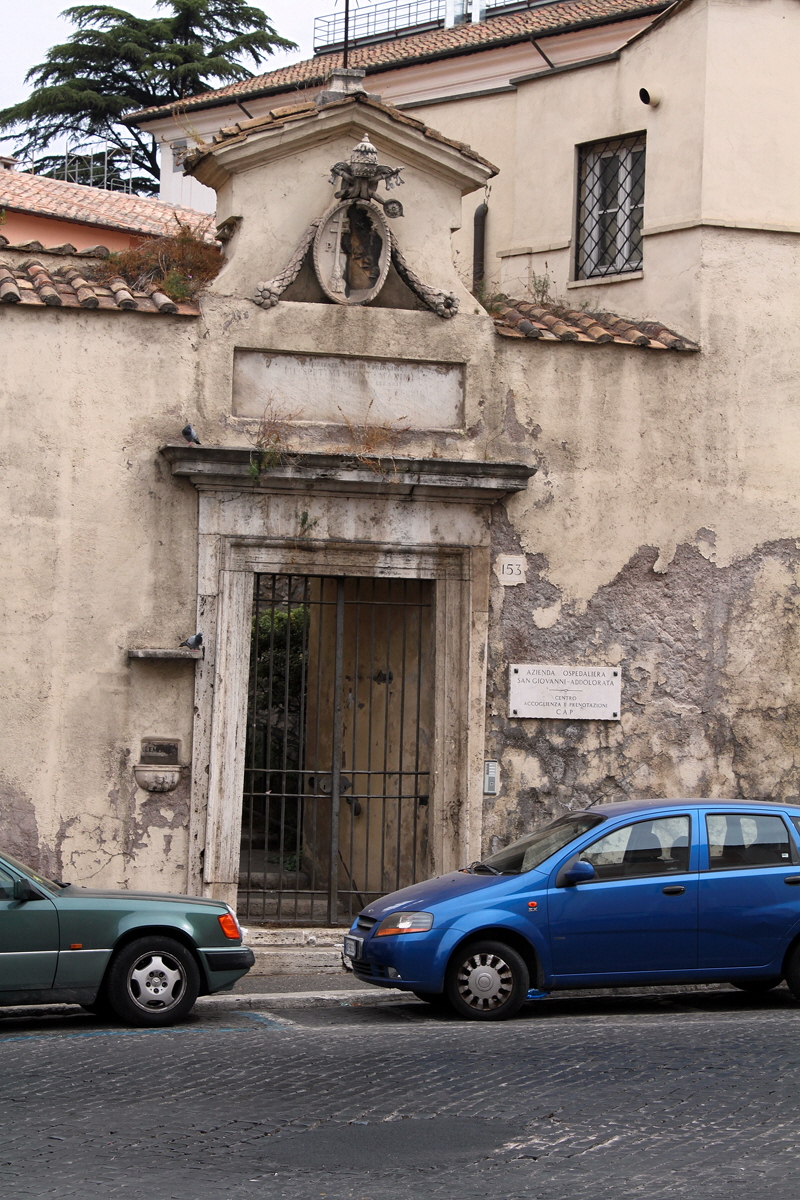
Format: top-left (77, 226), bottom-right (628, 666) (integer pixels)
top-left (0, 776), bottom-right (43, 869)
top-left (532, 600), bottom-right (562, 629)
top-left (484, 537), bottom-right (800, 855)
top-left (695, 527), bottom-right (717, 563)
top-left (653, 542), bottom-right (676, 574)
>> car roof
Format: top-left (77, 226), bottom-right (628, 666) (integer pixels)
top-left (589, 797), bottom-right (800, 817)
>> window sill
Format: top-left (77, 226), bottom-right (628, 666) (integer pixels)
top-left (567, 270), bottom-right (643, 289)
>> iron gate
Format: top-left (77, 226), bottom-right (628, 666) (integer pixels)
top-left (239, 574), bottom-right (433, 924)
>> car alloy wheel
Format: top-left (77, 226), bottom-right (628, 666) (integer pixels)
top-left (105, 935), bottom-right (201, 1027)
top-left (446, 939), bottom-right (529, 1021)
top-left (128, 951), bottom-right (186, 1012)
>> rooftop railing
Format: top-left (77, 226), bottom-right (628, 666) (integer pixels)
top-left (313, 0), bottom-right (553, 53)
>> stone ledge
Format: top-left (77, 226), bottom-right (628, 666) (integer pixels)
top-left (160, 444), bottom-right (536, 503)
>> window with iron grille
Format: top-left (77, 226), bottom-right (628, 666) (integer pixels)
top-left (575, 135), bottom-right (646, 280)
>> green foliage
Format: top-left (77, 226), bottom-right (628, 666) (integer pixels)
top-left (244, 604), bottom-right (309, 858)
top-left (0, 1), bottom-right (295, 193)
top-left (93, 221), bottom-right (222, 299)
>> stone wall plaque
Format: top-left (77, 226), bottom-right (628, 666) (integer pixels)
top-left (509, 664), bottom-right (621, 720)
top-left (495, 555), bottom-right (527, 585)
top-left (233, 349), bottom-right (464, 429)
top-left (140, 738), bottom-right (181, 765)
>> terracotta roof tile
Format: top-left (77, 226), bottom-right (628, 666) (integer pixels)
top-left (493, 299), bottom-right (699, 349)
top-left (130, 0), bottom-right (670, 121)
top-left (188, 92), bottom-right (497, 173)
top-left (0, 258), bottom-right (198, 316)
top-left (0, 171), bottom-right (215, 240)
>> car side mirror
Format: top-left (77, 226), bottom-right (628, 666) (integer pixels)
top-left (558, 859), bottom-right (597, 887)
top-left (13, 878), bottom-right (44, 902)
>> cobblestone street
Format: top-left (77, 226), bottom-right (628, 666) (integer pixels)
top-left (2, 984), bottom-right (800, 1199)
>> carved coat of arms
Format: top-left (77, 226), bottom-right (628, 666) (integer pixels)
top-left (254, 134), bottom-right (458, 318)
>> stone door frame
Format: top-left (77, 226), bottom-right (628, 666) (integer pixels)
top-left (188, 534), bottom-right (488, 906)
top-left (160, 445), bottom-right (535, 911)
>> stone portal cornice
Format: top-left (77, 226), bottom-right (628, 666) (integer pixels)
top-left (160, 444), bottom-right (535, 503)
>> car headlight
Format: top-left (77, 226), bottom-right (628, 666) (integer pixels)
top-left (375, 911), bottom-right (434, 936)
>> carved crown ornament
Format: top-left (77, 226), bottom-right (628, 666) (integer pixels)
top-left (254, 134), bottom-right (458, 318)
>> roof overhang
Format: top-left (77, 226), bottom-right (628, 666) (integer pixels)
top-left (186, 97), bottom-right (496, 194)
top-left (160, 445), bottom-right (535, 503)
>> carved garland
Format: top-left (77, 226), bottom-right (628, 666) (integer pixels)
top-left (254, 218), bottom-right (323, 309)
top-left (254, 221), bottom-right (458, 318)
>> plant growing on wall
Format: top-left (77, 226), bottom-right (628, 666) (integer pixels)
top-left (337, 398), bottom-right (410, 479)
top-left (93, 220), bottom-right (222, 299)
top-left (0, 1), bottom-right (295, 194)
top-left (244, 400), bottom-right (299, 479)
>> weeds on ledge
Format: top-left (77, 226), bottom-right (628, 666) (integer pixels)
top-left (337, 399), bottom-right (409, 478)
top-left (93, 221), bottom-right (221, 302)
top-left (245, 400), bottom-right (299, 480)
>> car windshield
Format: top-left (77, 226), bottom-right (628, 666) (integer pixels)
top-left (0, 849), bottom-right (66, 895)
top-left (478, 812), bottom-right (606, 874)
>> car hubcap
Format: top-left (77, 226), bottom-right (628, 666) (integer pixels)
top-left (457, 952), bottom-right (513, 1010)
top-left (128, 953), bottom-right (185, 1012)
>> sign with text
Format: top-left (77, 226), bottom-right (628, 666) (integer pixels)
top-left (495, 555), bottom-right (527, 586)
top-left (509, 664), bottom-right (621, 720)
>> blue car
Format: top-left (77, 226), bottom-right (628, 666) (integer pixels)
top-left (343, 799), bottom-right (800, 1019)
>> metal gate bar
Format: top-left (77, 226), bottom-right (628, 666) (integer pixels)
top-left (240, 574), bottom-right (433, 925)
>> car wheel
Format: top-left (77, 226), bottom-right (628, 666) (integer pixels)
top-left (731, 977), bottom-right (783, 994)
top-left (445, 940), bottom-right (529, 1021)
top-left (412, 990), bottom-right (453, 1011)
top-left (105, 936), bottom-right (200, 1027)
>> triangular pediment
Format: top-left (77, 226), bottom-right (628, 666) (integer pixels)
top-left (186, 93), bottom-right (496, 195)
top-left (191, 86), bottom-right (496, 313)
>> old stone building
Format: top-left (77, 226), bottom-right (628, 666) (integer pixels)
top-left (2, 0), bottom-right (800, 929)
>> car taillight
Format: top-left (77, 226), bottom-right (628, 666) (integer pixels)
top-left (218, 912), bottom-right (241, 940)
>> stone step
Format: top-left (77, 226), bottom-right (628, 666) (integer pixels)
top-left (242, 926), bottom-right (345, 946)
top-left (239, 926), bottom-right (348, 975)
top-left (248, 946), bottom-right (346, 976)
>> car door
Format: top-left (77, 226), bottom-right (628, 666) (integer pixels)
top-left (548, 813), bottom-right (698, 980)
top-left (0, 861), bottom-right (60, 992)
top-left (698, 811), bottom-right (800, 968)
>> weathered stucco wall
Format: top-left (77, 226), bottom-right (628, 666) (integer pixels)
top-left (476, 223), bottom-right (800, 849)
top-left (0, 304), bottom-right (201, 887)
top-left (4, 21), bottom-right (800, 894)
top-left (5, 217), bottom-right (800, 885)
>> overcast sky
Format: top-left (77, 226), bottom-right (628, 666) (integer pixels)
top-left (0, 0), bottom-right (324, 157)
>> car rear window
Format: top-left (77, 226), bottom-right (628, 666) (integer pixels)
top-left (706, 813), bottom-right (792, 869)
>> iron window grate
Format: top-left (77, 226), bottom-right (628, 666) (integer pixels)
top-left (575, 134), bottom-right (646, 280)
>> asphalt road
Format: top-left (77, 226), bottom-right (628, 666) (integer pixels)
top-left (2, 984), bottom-right (800, 1199)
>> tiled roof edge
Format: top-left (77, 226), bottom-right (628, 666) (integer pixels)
top-left (493, 297), bottom-right (699, 350)
top-left (127, 0), bottom-right (671, 124)
top-left (0, 199), bottom-right (211, 240)
top-left (188, 93), bottom-right (498, 173)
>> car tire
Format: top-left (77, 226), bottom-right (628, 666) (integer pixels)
top-left (105, 936), bottom-right (200, 1027)
top-left (412, 990), bottom-right (453, 1011)
top-left (445, 940), bottom-right (529, 1021)
top-left (731, 978), bottom-right (783, 994)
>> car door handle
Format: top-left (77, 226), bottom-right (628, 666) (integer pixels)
top-left (784, 876), bottom-right (800, 885)
top-left (662, 885), bottom-right (686, 895)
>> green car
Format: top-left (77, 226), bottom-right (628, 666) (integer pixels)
top-left (0, 848), bottom-right (254, 1026)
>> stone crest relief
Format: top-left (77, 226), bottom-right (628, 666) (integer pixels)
top-left (254, 134), bottom-right (458, 318)
top-left (313, 201), bottom-right (391, 305)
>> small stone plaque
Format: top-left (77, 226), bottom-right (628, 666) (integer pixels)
top-left (495, 555), bottom-right (527, 586)
top-left (509, 665), bottom-right (621, 721)
top-left (140, 739), bottom-right (181, 765)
